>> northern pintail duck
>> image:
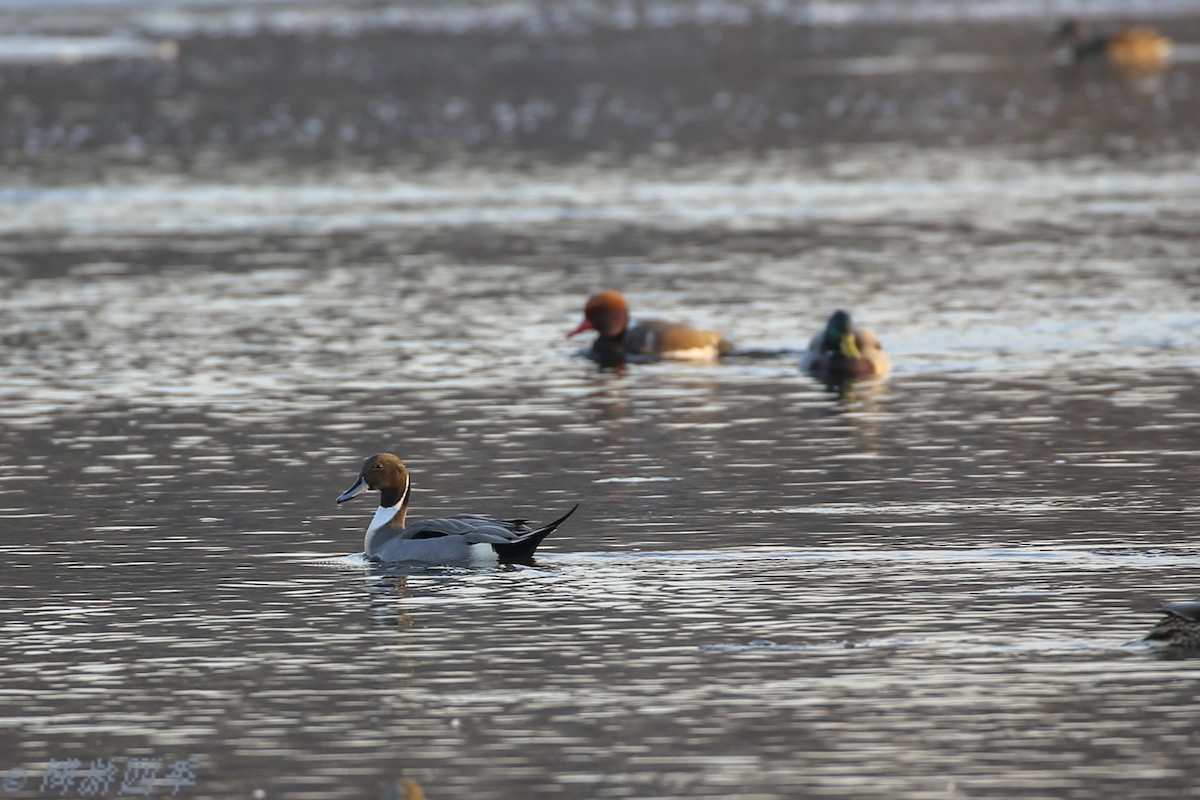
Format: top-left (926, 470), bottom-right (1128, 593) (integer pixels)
top-left (802, 309), bottom-right (891, 380)
top-left (1144, 602), bottom-right (1200, 648)
top-left (1053, 19), bottom-right (1172, 70)
top-left (336, 452), bottom-right (577, 566)
top-left (568, 290), bottom-right (734, 365)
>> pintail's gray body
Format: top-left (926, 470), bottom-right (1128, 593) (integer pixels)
top-left (365, 510), bottom-right (575, 566)
top-left (337, 452), bottom-right (577, 567)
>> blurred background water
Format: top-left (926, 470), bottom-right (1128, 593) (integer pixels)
top-left (1, 1), bottom-right (1199, 798)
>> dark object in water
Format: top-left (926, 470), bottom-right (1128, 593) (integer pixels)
top-left (1052, 19), bottom-right (1172, 70)
top-left (1144, 601), bottom-right (1200, 648)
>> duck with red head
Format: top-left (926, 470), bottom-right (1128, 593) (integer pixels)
top-left (567, 290), bottom-right (734, 366)
top-left (802, 309), bottom-right (891, 381)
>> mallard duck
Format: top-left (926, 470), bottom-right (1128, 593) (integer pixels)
top-left (1053, 19), bottom-right (1172, 70)
top-left (1144, 602), bottom-right (1200, 648)
top-left (336, 452), bottom-right (577, 566)
top-left (802, 309), bottom-right (890, 380)
top-left (567, 290), bottom-right (734, 366)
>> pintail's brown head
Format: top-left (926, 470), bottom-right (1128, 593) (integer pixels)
top-left (336, 452), bottom-right (411, 509)
top-left (568, 290), bottom-right (630, 340)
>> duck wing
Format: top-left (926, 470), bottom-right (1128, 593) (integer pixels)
top-left (626, 319), bottom-right (727, 357)
top-left (396, 515), bottom-right (527, 543)
top-left (387, 505), bottom-right (577, 545)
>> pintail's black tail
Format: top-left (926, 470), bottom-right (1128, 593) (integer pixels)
top-left (493, 504), bottom-right (579, 563)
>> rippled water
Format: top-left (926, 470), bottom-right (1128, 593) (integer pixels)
top-left (1, 2), bottom-right (1200, 798)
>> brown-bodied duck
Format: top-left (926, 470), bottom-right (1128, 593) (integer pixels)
top-left (567, 290), bottom-right (734, 365)
top-left (336, 452), bottom-right (577, 566)
top-left (802, 309), bottom-right (891, 380)
top-left (1053, 19), bottom-right (1172, 70)
top-left (1144, 602), bottom-right (1200, 648)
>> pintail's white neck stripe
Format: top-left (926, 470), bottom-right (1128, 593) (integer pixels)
top-left (366, 504), bottom-right (399, 537)
top-left (365, 473), bottom-right (411, 545)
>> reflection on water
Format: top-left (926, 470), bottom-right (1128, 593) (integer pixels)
top-left (1, 1), bottom-right (1200, 799)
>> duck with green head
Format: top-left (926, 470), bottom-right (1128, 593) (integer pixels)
top-left (803, 309), bottom-right (891, 380)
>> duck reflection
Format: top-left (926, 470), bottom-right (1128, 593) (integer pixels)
top-left (366, 574), bottom-right (416, 631)
top-left (814, 372), bottom-right (889, 411)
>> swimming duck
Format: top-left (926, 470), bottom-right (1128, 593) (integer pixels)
top-left (336, 452), bottom-right (577, 566)
top-left (379, 778), bottom-right (426, 800)
top-left (802, 309), bottom-right (891, 380)
top-left (567, 290), bottom-right (734, 365)
top-left (1143, 602), bottom-right (1200, 648)
top-left (1053, 19), bottom-right (1172, 70)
